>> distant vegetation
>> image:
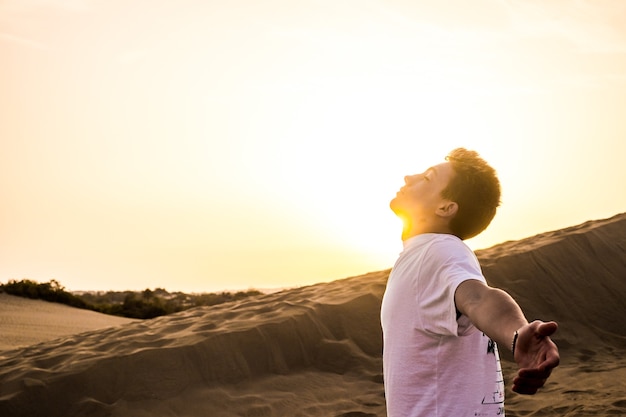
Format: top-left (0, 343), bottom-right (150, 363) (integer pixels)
top-left (0, 279), bottom-right (262, 319)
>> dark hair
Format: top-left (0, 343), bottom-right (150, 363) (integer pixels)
top-left (442, 148), bottom-right (501, 240)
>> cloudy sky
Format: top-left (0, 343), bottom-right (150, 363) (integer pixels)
top-left (1, 0), bottom-right (625, 292)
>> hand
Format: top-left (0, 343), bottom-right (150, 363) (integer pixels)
top-left (512, 320), bottom-right (560, 395)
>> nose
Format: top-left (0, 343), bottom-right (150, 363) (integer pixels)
top-left (404, 174), bottom-right (420, 184)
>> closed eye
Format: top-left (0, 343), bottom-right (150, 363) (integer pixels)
top-left (423, 167), bottom-right (436, 182)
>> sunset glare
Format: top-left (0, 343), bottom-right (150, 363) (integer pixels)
top-left (2, 0), bottom-right (625, 293)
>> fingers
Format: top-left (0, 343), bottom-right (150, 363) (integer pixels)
top-left (512, 376), bottom-right (547, 395)
top-left (536, 320), bottom-right (558, 337)
top-left (541, 349), bottom-right (561, 370)
top-left (518, 365), bottom-right (554, 379)
top-left (519, 349), bottom-right (560, 376)
top-left (512, 366), bottom-right (554, 395)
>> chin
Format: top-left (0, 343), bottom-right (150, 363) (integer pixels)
top-left (389, 198), bottom-right (403, 216)
top-left (389, 198), bottom-right (398, 212)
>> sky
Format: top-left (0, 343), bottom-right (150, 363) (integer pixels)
top-left (1, 0), bottom-right (625, 293)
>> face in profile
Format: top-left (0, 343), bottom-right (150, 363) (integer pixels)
top-left (390, 161), bottom-right (455, 218)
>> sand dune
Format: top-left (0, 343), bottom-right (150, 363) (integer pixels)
top-left (1, 213), bottom-right (625, 417)
top-left (0, 294), bottom-right (135, 351)
top-left (477, 213), bottom-right (626, 416)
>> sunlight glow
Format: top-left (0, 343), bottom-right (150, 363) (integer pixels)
top-left (1, 0), bottom-right (625, 292)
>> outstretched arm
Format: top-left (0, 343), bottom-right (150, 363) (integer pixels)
top-left (455, 280), bottom-right (560, 395)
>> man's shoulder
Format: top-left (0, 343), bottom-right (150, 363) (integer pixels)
top-left (399, 234), bottom-right (475, 267)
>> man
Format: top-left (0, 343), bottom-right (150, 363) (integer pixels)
top-left (380, 148), bottom-right (559, 416)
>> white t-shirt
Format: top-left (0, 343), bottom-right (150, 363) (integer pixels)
top-left (381, 234), bottom-right (505, 417)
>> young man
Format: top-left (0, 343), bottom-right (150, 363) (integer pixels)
top-left (380, 148), bottom-right (559, 417)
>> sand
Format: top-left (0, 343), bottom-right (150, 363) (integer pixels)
top-left (1, 212), bottom-right (625, 417)
top-left (0, 294), bottom-right (135, 351)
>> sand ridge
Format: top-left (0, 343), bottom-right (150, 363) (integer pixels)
top-left (0, 271), bottom-right (388, 417)
top-left (0, 213), bottom-right (625, 416)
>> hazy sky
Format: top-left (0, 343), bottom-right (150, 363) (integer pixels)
top-left (2, 0), bottom-right (625, 292)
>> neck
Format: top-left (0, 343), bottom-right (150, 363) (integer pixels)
top-left (401, 222), bottom-right (416, 241)
top-left (400, 218), bottom-right (453, 241)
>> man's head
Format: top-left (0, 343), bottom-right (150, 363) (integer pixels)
top-left (390, 148), bottom-right (501, 240)
top-left (442, 148), bottom-right (501, 240)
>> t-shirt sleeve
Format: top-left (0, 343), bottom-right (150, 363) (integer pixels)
top-left (416, 237), bottom-right (485, 336)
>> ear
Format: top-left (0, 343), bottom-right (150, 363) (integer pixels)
top-left (436, 200), bottom-right (458, 219)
